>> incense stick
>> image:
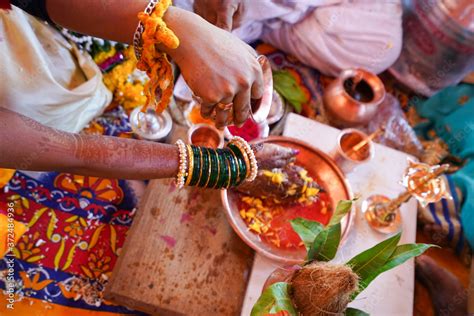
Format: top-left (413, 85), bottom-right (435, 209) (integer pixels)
top-left (347, 127), bottom-right (384, 155)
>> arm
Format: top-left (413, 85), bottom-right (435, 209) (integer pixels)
top-left (43, 0), bottom-right (264, 128)
top-left (0, 108), bottom-right (178, 180)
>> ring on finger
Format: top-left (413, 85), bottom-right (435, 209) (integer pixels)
top-left (217, 102), bottom-right (233, 111)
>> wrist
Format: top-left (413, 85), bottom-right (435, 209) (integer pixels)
top-left (159, 6), bottom-right (197, 64)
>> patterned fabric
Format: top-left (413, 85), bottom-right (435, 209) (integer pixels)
top-left (0, 106), bottom-right (146, 315)
top-left (417, 175), bottom-right (466, 254)
top-left (415, 84), bottom-right (474, 249)
top-left (255, 42), bottom-right (324, 120)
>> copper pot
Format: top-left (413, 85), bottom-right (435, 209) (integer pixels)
top-left (323, 68), bottom-right (386, 128)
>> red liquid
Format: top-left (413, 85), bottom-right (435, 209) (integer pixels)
top-left (238, 192), bottom-right (332, 250)
top-left (265, 193), bottom-right (331, 249)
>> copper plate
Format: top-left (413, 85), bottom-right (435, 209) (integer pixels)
top-left (221, 136), bottom-right (354, 265)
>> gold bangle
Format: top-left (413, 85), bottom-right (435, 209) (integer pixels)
top-left (185, 144), bottom-right (194, 186)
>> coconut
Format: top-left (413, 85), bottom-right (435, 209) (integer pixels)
top-left (289, 262), bottom-right (359, 316)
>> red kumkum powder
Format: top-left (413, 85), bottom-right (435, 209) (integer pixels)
top-left (227, 119), bottom-right (261, 141)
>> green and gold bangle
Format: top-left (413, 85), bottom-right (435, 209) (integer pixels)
top-left (189, 146), bottom-right (201, 186)
top-left (215, 149), bottom-right (229, 189)
top-left (208, 149), bottom-right (219, 189)
top-left (224, 149), bottom-right (239, 188)
top-left (224, 152), bottom-right (232, 189)
top-left (228, 144), bottom-right (247, 185)
top-left (198, 148), bottom-right (211, 187)
top-left (176, 136), bottom-right (257, 189)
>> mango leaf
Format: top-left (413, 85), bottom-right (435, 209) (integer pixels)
top-left (345, 308), bottom-right (369, 316)
top-left (290, 218), bottom-right (324, 251)
top-left (307, 223), bottom-right (341, 262)
top-left (353, 243), bottom-right (436, 298)
top-left (273, 70), bottom-right (307, 113)
top-left (328, 199), bottom-right (354, 227)
top-left (251, 282), bottom-right (297, 316)
top-left (346, 232), bottom-right (401, 297)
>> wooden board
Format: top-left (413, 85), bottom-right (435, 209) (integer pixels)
top-left (104, 179), bottom-right (254, 315)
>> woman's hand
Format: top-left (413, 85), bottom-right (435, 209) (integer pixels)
top-left (193, 0), bottom-right (247, 31)
top-left (46, 3), bottom-right (261, 128)
top-left (163, 7), bottom-right (263, 128)
top-left (236, 143), bottom-right (321, 203)
top-left (253, 143), bottom-right (298, 170)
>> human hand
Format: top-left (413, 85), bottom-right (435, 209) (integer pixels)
top-left (237, 163), bottom-right (322, 204)
top-left (165, 8), bottom-right (263, 128)
top-left (236, 144), bottom-right (322, 203)
top-left (252, 143), bottom-right (298, 170)
top-left (193, 0), bottom-right (247, 31)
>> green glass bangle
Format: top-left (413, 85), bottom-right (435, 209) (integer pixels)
top-left (223, 153), bottom-right (232, 189)
top-left (224, 149), bottom-right (239, 188)
top-left (227, 148), bottom-right (245, 186)
top-left (208, 149), bottom-right (219, 189)
top-left (189, 146), bottom-right (201, 186)
top-left (228, 144), bottom-right (247, 184)
top-left (202, 148), bottom-right (213, 188)
top-left (216, 149), bottom-right (229, 189)
top-left (198, 148), bottom-right (211, 188)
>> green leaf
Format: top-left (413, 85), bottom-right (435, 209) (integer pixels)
top-left (273, 70), bottom-right (308, 113)
top-left (290, 218), bottom-right (324, 251)
top-left (353, 243), bottom-right (436, 297)
top-left (346, 232), bottom-right (401, 292)
top-left (345, 307), bottom-right (369, 316)
top-left (251, 282), bottom-right (297, 316)
top-left (328, 200), bottom-right (354, 227)
top-left (308, 223), bottom-right (341, 262)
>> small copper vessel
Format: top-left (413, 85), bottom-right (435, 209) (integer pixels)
top-left (331, 129), bottom-right (375, 174)
top-left (187, 124), bottom-right (224, 148)
top-left (324, 68), bottom-right (386, 128)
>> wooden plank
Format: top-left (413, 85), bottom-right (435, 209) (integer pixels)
top-left (105, 178), bottom-right (254, 315)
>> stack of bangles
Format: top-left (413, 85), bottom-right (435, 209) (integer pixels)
top-left (175, 137), bottom-right (258, 189)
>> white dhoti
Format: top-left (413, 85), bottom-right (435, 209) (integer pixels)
top-left (175, 0), bottom-right (403, 76)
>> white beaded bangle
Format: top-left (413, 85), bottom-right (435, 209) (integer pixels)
top-left (133, 0), bottom-right (160, 60)
top-left (229, 136), bottom-right (258, 182)
top-left (175, 140), bottom-right (188, 188)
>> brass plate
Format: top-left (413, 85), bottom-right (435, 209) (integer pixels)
top-left (222, 136), bottom-right (354, 264)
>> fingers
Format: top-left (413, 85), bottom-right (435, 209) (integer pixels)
top-left (232, 1), bottom-right (246, 30)
top-left (200, 101), bottom-right (215, 118)
top-left (214, 97), bottom-right (233, 129)
top-left (251, 63), bottom-right (264, 100)
top-left (232, 89), bottom-right (251, 127)
top-left (216, 1), bottom-right (237, 31)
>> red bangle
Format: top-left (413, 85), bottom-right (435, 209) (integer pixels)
top-left (0, 0), bottom-right (11, 10)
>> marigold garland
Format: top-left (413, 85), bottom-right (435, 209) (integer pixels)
top-left (102, 47), bottom-right (147, 113)
top-left (137, 0), bottom-right (180, 114)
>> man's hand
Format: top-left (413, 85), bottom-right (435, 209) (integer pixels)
top-left (193, 0), bottom-right (247, 31)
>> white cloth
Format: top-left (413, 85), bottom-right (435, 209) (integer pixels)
top-left (175, 0), bottom-right (403, 76)
top-left (0, 7), bottom-right (112, 133)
